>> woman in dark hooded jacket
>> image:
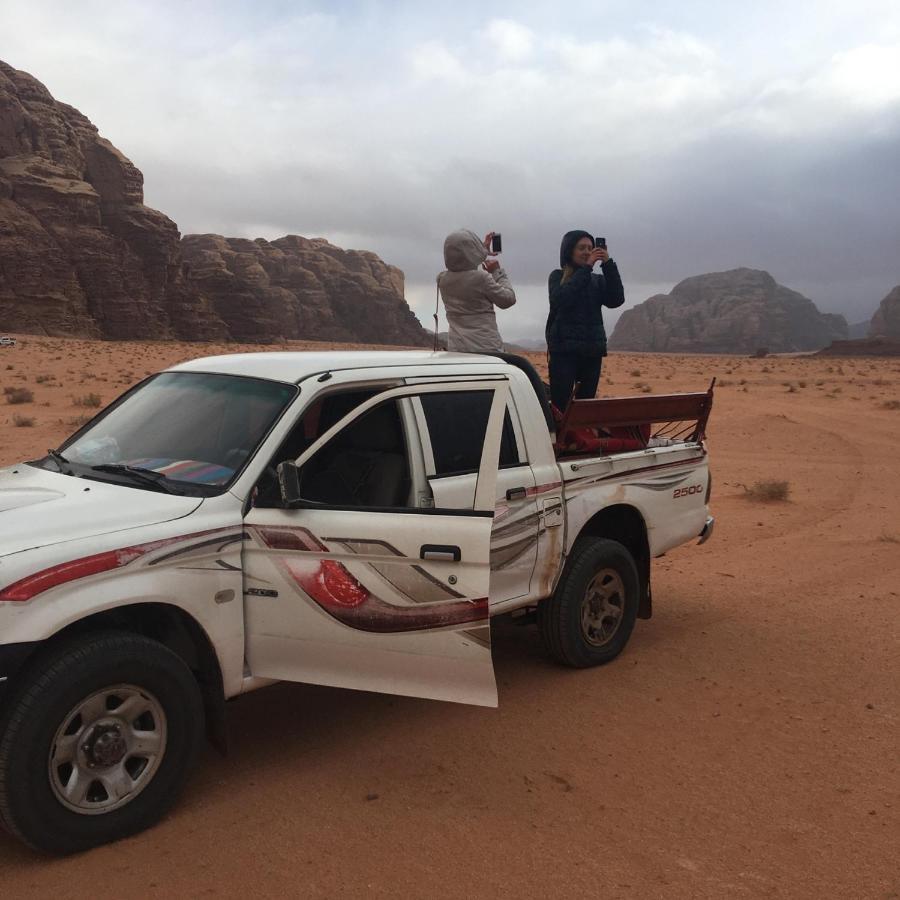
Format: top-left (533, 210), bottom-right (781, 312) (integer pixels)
top-left (545, 230), bottom-right (625, 411)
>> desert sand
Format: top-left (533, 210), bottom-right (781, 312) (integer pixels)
top-left (1, 335), bottom-right (898, 898)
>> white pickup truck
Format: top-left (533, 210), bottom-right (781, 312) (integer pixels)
top-left (0, 350), bottom-right (714, 852)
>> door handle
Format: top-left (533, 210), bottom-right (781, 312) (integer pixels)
top-left (420, 544), bottom-right (462, 562)
top-left (505, 486), bottom-right (527, 501)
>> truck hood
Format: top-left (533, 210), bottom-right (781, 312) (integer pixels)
top-left (0, 464), bottom-right (203, 557)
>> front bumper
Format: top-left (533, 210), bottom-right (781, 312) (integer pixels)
top-left (0, 641), bottom-right (40, 708)
top-left (697, 515), bottom-right (715, 545)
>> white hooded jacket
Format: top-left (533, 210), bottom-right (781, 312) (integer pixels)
top-left (437, 229), bottom-right (516, 352)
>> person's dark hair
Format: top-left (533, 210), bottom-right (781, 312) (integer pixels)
top-left (559, 229), bottom-right (593, 284)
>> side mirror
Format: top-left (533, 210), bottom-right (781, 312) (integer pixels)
top-left (276, 461), bottom-right (303, 508)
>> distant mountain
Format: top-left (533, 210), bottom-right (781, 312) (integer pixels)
top-left (816, 337), bottom-right (900, 357)
top-left (609, 268), bottom-right (847, 354)
top-left (869, 285), bottom-right (900, 339)
top-left (848, 320), bottom-right (871, 339)
top-left (508, 337), bottom-right (547, 351)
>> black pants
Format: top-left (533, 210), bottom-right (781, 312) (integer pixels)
top-left (548, 353), bottom-right (603, 411)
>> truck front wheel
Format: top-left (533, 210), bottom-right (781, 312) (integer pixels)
top-left (0, 631), bottom-right (203, 854)
top-left (538, 537), bottom-right (639, 668)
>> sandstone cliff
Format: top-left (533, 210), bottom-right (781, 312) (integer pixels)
top-left (609, 268), bottom-right (847, 354)
top-left (869, 285), bottom-right (900, 339)
top-left (180, 234), bottom-right (427, 345)
top-left (0, 60), bottom-right (226, 340)
top-left (0, 60), bottom-right (428, 346)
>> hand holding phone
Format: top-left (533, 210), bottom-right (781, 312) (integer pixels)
top-left (491, 233), bottom-right (502, 254)
top-left (594, 236), bottom-right (607, 249)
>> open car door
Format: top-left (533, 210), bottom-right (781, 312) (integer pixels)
top-left (242, 379), bottom-right (509, 707)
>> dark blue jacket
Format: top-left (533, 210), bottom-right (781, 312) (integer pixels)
top-left (546, 260), bottom-right (625, 357)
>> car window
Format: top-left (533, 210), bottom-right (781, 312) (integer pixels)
top-left (56, 372), bottom-right (296, 495)
top-left (419, 392), bottom-right (520, 478)
top-left (297, 399), bottom-right (413, 509)
top-left (253, 387), bottom-right (384, 508)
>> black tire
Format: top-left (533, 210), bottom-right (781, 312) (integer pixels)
top-left (0, 631), bottom-right (203, 854)
top-left (538, 537), bottom-right (640, 668)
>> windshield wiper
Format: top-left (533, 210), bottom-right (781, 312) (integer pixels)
top-left (90, 464), bottom-right (184, 495)
top-left (46, 448), bottom-right (74, 475)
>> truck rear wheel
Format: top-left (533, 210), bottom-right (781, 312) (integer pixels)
top-left (538, 537), bottom-right (639, 668)
top-left (0, 631), bottom-right (203, 854)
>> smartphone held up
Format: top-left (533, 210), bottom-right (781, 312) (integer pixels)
top-left (491, 233), bottom-right (502, 254)
top-left (594, 236), bottom-right (607, 249)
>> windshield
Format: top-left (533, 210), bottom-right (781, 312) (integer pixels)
top-left (40, 372), bottom-right (297, 496)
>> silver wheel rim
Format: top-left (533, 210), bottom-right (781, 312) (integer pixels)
top-left (48, 684), bottom-right (167, 815)
top-left (581, 568), bottom-right (626, 647)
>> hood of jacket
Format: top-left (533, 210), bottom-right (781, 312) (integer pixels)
top-left (559, 229), bottom-right (594, 268)
top-left (443, 229), bottom-right (488, 272)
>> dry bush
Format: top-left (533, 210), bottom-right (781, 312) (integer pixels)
top-left (630, 369), bottom-right (642, 377)
top-left (4, 386), bottom-right (33, 404)
top-left (743, 480), bottom-right (790, 502)
top-left (35, 373), bottom-right (54, 383)
top-left (13, 414), bottom-right (35, 427)
top-left (882, 400), bottom-right (900, 410)
top-left (66, 414), bottom-right (92, 428)
top-left (878, 533), bottom-right (899, 543)
top-left (74, 392), bottom-right (102, 408)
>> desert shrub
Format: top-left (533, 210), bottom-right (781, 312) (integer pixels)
top-left (743, 480), bottom-right (790, 502)
top-left (74, 392), bottom-right (102, 408)
top-left (797, 380), bottom-right (806, 388)
top-left (882, 400), bottom-right (900, 410)
top-left (35, 373), bottom-right (54, 383)
top-left (4, 386), bottom-right (33, 404)
top-left (13, 414), bottom-right (35, 427)
top-left (786, 385), bottom-right (797, 393)
top-left (878, 533), bottom-right (899, 543)
top-left (66, 414), bottom-right (92, 428)
top-left (630, 369), bottom-right (641, 377)
top-left (640, 384), bottom-right (652, 393)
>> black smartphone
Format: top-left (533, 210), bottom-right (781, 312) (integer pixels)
top-left (594, 236), bottom-right (607, 249)
top-left (491, 233), bottom-right (502, 253)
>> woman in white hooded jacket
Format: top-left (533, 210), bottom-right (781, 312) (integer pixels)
top-left (437, 229), bottom-right (517, 352)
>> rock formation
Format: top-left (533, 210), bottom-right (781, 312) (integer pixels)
top-left (609, 268), bottom-right (847, 354)
top-left (869, 285), bottom-right (900, 339)
top-left (0, 60), bottom-right (226, 340)
top-left (0, 60), bottom-right (429, 346)
top-left (815, 337), bottom-right (900, 357)
top-left (180, 234), bottom-right (427, 345)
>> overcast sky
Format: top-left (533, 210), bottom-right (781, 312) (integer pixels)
top-left (3, 0), bottom-right (899, 339)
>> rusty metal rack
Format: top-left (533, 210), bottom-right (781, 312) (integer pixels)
top-left (554, 379), bottom-right (715, 456)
